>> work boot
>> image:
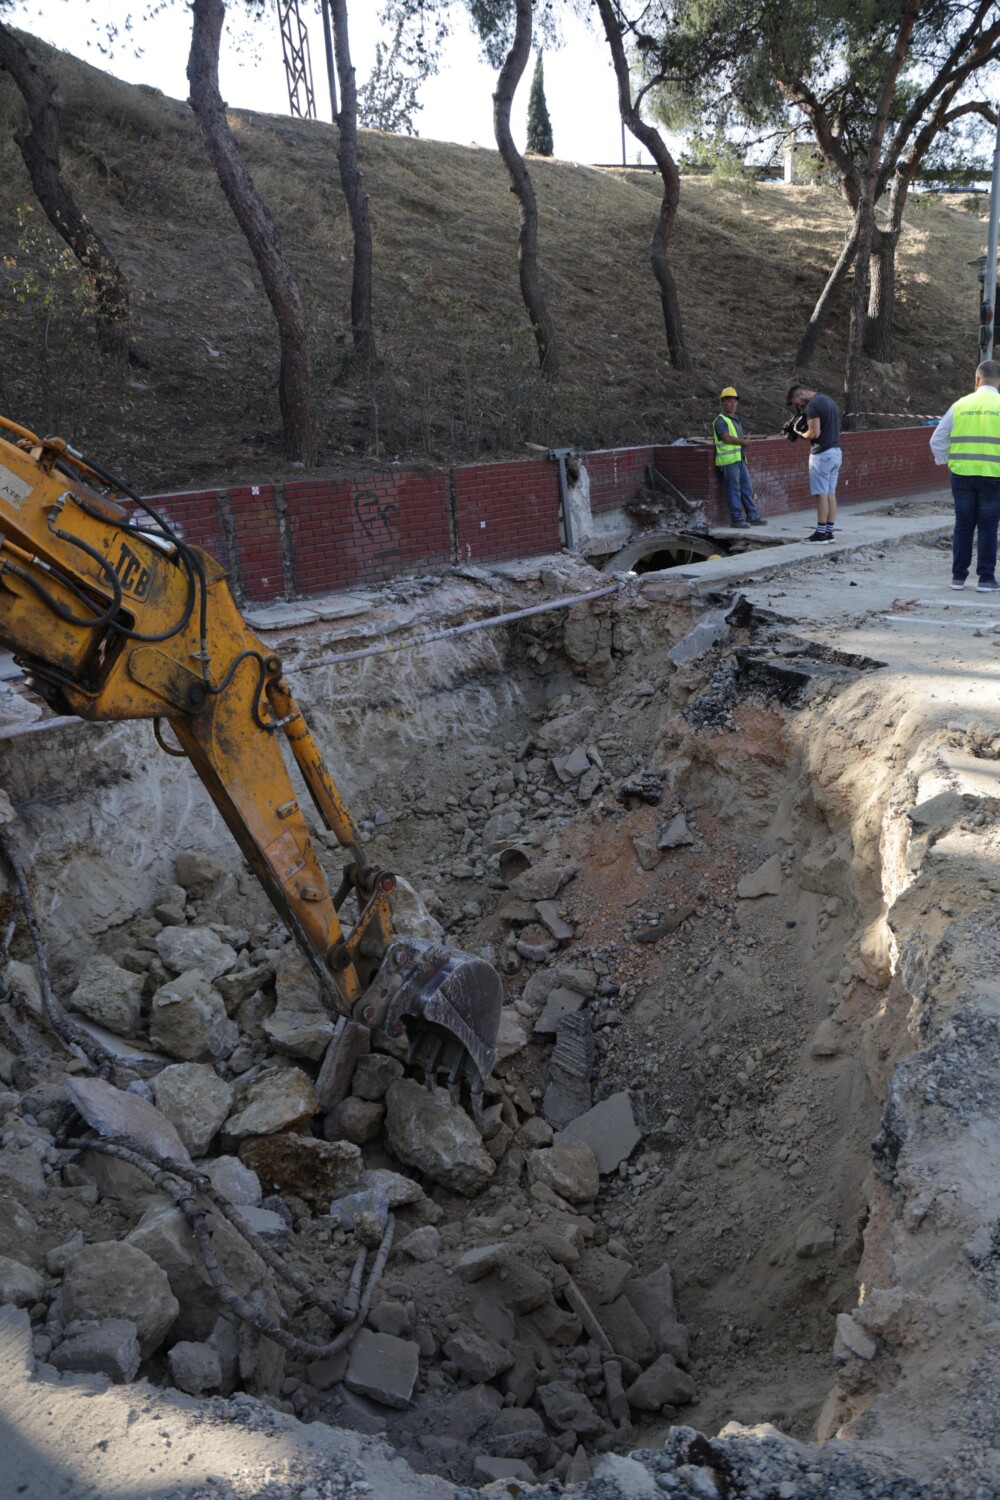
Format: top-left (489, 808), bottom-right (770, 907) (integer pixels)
top-left (748, 517), bottom-right (768, 525)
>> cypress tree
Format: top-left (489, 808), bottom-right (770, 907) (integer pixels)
top-left (526, 52), bottom-right (553, 157)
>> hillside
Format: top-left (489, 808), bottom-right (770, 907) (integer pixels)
top-left (0, 34), bottom-right (989, 493)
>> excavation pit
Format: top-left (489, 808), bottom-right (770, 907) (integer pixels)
top-left (1, 516), bottom-right (1000, 1497)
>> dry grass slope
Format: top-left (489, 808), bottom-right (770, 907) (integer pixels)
top-left (0, 32), bottom-right (988, 491)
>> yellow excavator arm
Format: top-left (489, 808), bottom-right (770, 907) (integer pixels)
top-left (0, 416), bottom-right (500, 1096)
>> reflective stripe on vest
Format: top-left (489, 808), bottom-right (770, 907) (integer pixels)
top-left (714, 414), bottom-right (742, 467)
top-left (948, 387), bottom-right (1000, 476)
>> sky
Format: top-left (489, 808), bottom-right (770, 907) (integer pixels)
top-left (4, 1), bottom-right (655, 166)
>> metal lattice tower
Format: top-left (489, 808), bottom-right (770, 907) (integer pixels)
top-left (277, 0), bottom-right (317, 120)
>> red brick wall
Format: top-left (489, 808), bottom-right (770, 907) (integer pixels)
top-left (653, 426), bottom-right (943, 523)
top-left (453, 458), bottom-right (560, 562)
top-left (145, 428), bottom-right (944, 602)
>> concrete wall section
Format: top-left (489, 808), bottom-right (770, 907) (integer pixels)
top-left (145, 427), bottom-right (942, 600)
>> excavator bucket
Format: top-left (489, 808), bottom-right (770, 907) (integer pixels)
top-left (356, 937), bottom-right (503, 1094)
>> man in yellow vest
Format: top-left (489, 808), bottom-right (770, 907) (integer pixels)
top-left (930, 360), bottom-right (1000, 591)
top-left (714, 388), bottom-right (767, 528)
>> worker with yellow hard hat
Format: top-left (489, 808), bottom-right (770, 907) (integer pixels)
top-left (714, 387), bottom-right (767, 528)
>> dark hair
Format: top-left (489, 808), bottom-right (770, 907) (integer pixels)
top-left (786, 383), bottom-right (807, 404)
top-left (977, 360), bottom-right (1000, 382)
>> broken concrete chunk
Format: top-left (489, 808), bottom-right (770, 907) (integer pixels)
top-left (149, 971), bottom-right (239, 1062)
top-left (66, 1075), bottom-right (192, 1166)
top-left (201, 1155), bottom-right (262, 1207)
top-left (455, 1244), bottom-right (509, 1282)
top-left (576, 1246), bottom-right (634, 1306)
top-left (50, 1318), bottom-right (141, 1383)
top-left (556, 1091), bottom-right (641, 1175)
top-left (542, 1011), bottom-right (594, 1129)
top-left (213, 962), bottom-right (272, 1014)
top-left (0, 1255), bottom-right (43, 1308)
top-left (481, 808), bottom-right (524, 852)
top-left (836, 1312), bottom-right (877, 1361)
top-left (443, 1328), bottom-right (513, 1382)
top-left (315, 1019), bottom-right (371, 1113)
top-left (344, 1327), bottom-right (419, 1409)
top-left (152, 1063), bottom-right (233, 1158)
top-left (623, 1264), bottom-right (688, 1365)
top-left (262, 1007), bottom-right (335, 1063)
top-left (795, 1215), bottom-right (837, 1258)
top-left (168, 1339), bottom-right (223, 1394)
top-left (174, 850), bottom-right (224, 898)
top-left (238, 1133), bottom-right (361, 1207)
top-left (481, 1406), bottom-right (547, 1459)
top-left (474, 1456), bottom-right (535, 1484)
top-left (810, 1017), bottom-right (843, 1058)
top-left (384, 1079), bottom-right (495, 1196)
top-left (536, 1380), bottom-right (606, 1436)
top-left (526, 1142), bottom-right (599, 1206)
top-left (223, 1068), bottom-right (318, 1139)
top-left (737, 854), bottom-right (783, 899)
top-left (535, 900), bottom-right (575, 945)
top-left (360, 1167), bottom-right (427, 1208)
top-left (398, 1225), bottom-right (440, 1263)
top-left (495, 1008), bottom-right (530, 1064)
top-left (562, 747), bottom-right (592, 780)
top-left (626, 1353), bottom-right (695, 1410)
top-left (351, 1054), bottom-right (404, 1101)
top-left (659, 812), bottom-right (695, 849)
top-left (230, 1205), bottom-right (288, 1244)
top-left (601, 1294), bottom-right (656, 1364)
top-left (69, 956), bottom-right (144, 1037)
top-left (557, 966), bottom-right (598, 997)
top-left (155, 926), bottom-right (237, 981)
top-left (533, 986), bottom-right (585, 1038)
top-left (631, 837), bottom-right (663, 872)
top-left (509, 859), bottom-right (579, 903)
top-left (59, 1242), bottom-right (179, 1358)
top-left (324, 1096), bottom-right (384, 1145)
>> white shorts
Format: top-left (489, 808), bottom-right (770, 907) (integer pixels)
top-left (809, 446), bottom-right (842, 496)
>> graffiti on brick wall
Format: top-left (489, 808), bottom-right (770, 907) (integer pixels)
top-left (353, 489), bottom-right (399, 544)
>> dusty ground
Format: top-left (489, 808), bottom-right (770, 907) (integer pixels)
top-left (0, 33), bottom-right (989, 489)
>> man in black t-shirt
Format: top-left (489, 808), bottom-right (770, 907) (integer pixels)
top-left (787, 384), bottom-right (843, 542)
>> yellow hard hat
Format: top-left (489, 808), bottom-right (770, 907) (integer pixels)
top-left (720, 386), bottom-right (739, 399)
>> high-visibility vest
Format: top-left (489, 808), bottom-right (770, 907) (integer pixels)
top-left (714, 414), bottom-right (742, 468)
top-left (948, 386), bottom-right (1000, 476)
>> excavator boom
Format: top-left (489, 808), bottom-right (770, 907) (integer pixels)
top-left (0, 417), bottom-right (500, 1093)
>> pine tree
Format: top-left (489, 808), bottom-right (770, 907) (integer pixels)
top-left (525, 52), bottom-right (553, 157)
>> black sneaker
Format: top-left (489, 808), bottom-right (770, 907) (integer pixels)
top-left (807, 530), bottom-right (833, 542)
top-left (748, 517), bottom-right (768, 526)
top-left (730, 519), bottom-right (749, 529)
top-left (977, 578), bottom-right (1000, 592)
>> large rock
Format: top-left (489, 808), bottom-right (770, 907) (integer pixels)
top-left (202, 1155), bottom-right (262, 1207)
top-left (526, 1143), bottom-right (599, 1205)
top-left (344, 1328), bottom-right (419, 1409)
top-left (556, 1091), bottom-right (641, 1175)
top-left (174, 851), bottom-right (224, 899)
top-left (0, 1255), bottom-right (43, 1308)
top-left (351, 1054), bottom-right (404, 1101)
top-left (625, 1354), bottom-right (695, 1410)
top-left (535, 1381), bottom-right (606, 1437)
top-left (152, 1064), bottom-right (233, 1158)
top-left (443, 1329), bottom-right (513, 1382)
top-left (69, 956), bottom-right (143, 1037)
top-left (623, 1263), bottom-right (688, 1365)
top-left (238, 1134), bottom-right (362, 1206)
top-left (126, 1202), bottom-right (274, 1344)
top-left (737, 854), bottom-right (783, 900)
top-left (262, 947), bottom-right (336, 1061)
top-left (168, 1340), bottom-right (223, 1394)
top-left (59, 1242), bottom-right (179, 1358)
top-left (509, 859), bottom-right (579, 903)
top-left (384, 1080), bottom-right (495, 1197)
top-left (149, 971), bottom-right (238, 1062)
top-left (315, 1020), bottom-right (371, 1112)
top-left (66, 1076), bottom-right (192, 1166)
top-left (324, 1096), bottom-right (384, 1145)
top-left (155, 926), bottom-right (238, 981)
top-left (50, 1319), bottom-right (141, 1383)
top-left (223, 1068), bottom-right (318, 1138)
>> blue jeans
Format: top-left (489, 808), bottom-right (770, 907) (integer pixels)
top-left (720, 461), bottom-right (759, 522)
top-left (951, 473), bottom-right (1000, 582)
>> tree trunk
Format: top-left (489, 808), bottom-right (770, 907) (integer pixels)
top-left (187, 0), bottom-right (315, 464)
top-left (594, 0), bottom-right (689, 370)
top-left (863, 224), bottom-right (899, 362)
top-left (794, 220), bottom-right (859, 369)
top-left (0, 21), bottom-right (131, 361)
top-left (843, 1), bottom-right (920, 430)
top-left (492, 0), bottom-right (558, 379)
top-left (329, 0), bottom-right (376, 367)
